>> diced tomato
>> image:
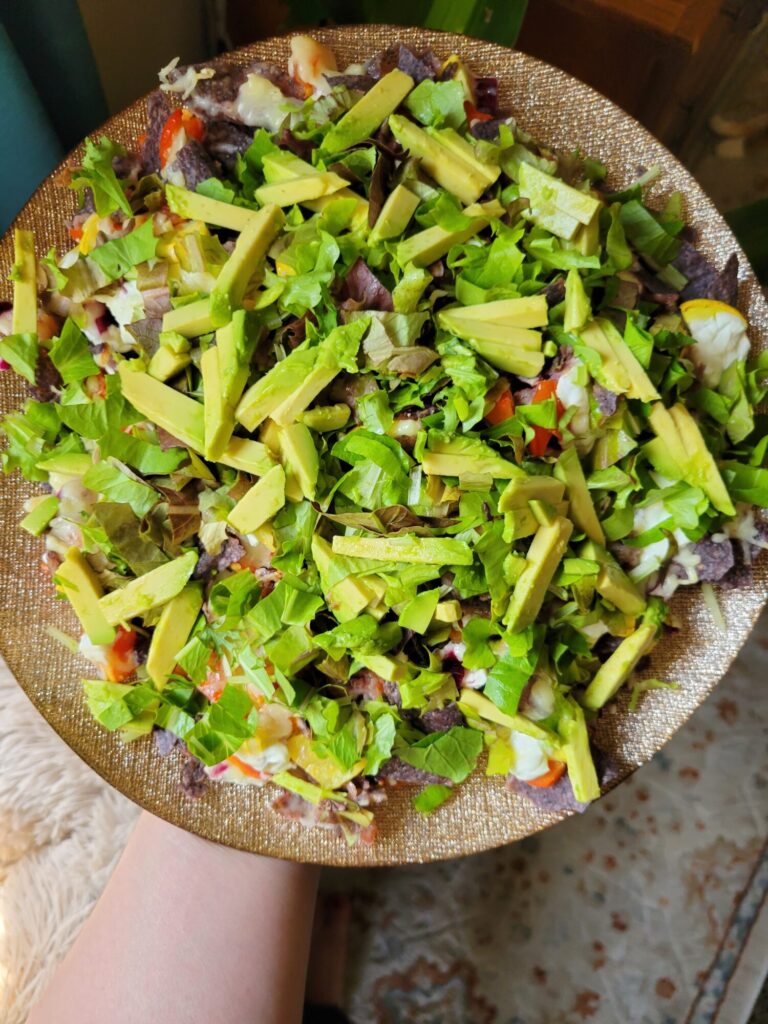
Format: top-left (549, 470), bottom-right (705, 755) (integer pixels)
top-left (198, 652), bottom-right (224, 702)
top-left (69, 224), bottom-right (84, 242)
top-left (485, 385), bottom-right (515, 426)
top-left (464, 101), bottom-right (493, 123)
top-left (528, 379), bottom-right (564, 457)
top-left (106, 626), bottom-right (138, 683)
top-left (159, 108), bottom-right (205, 168)
top-left (526, 760), bottom-right (567, 788)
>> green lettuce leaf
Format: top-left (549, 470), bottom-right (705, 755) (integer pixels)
top-left (721, 461), bottom-right (768, 506)
top-left (83, 461), bottom-right (158, 518)
top-left (57, 373), bottom-right (140, 438)
top-left (619, 200), bottom-right (680, 265)
top-left (49, 319), bottom-right (99, 384)
top-left (90, 502), bottom-right (169, 575)
top-left (0, 332), bottom-right (38, 384)
top-left (405, 80), bottom-right (466, 129)
top-left (399, 726), bottom-right (483, 783)
top-left (413, 783), bottom-right (453, 814)
top-left (364, 706), bottom-right (397, 775)
top-left (186, 684), bottom-right (259, 766)
top-left (70, 136), bottom-right (132, 218)
top-left (83, 679), bottom-right (158, 733)
top-left (484, 649), bottom-right (537, 716)
top-left (89, 217), bottom-right (158, 282)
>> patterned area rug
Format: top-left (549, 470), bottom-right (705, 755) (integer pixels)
top-left (1, 615), bottom-right (766, 1024)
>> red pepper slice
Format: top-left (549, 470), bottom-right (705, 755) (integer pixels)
top-left (159, 108), bottom-right (205, 168)
top-left (464, 100), bottom-right (493, 123)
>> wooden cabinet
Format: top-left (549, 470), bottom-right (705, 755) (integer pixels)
top-left (516, 0), bottom-right (765, 154)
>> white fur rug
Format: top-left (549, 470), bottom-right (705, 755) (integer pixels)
top-left (0, 660), bottom-right (138, 1024)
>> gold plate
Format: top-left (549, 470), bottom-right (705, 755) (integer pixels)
top-left (0, 26), bottom-right (765, 865)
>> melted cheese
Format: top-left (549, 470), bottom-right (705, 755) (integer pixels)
top-left (235, 74), bottom-right (296, 132)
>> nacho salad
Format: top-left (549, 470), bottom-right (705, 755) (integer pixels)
top-left (2, 35), bottom-right (766, 843)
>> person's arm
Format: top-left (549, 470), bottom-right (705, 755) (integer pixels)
top-left (28, 811), bottom-right (319, 1024)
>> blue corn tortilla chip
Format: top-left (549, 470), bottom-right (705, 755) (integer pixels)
top-left (674, 242), bottom-right (739, 305)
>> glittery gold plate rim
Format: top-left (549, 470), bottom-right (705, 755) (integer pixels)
top-left (0, 26), bottom-right (766, 866)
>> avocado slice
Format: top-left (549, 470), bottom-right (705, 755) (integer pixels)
top-left (596, 563), bottom-right (646, 616)
top-left (421, 435), bottom-right (521, 480)
top-left (396, 198), bottom-right (503, 267)
top-left (580, 540), bottom-right (645, 615)
top-left (99, 550), bottom-right (198, 626)
top-left (146, 583), bottom-right (204, 689)
top-left (518, 162), bottom-right (602, 241)
top-left (332, 534), bottom-right (473, 565)
top-left (323, 68), bottom-right (414, 153)
top-left (162, 298), bottom-right (215, 338)
top-left (217, 437), bottom-right (276, 476)
top-left (398, 588), bottom-right (441, 633)
top-left (436, 302), bottom-right (546, 376)
top-left (354, 653), bottom-right (410, 683)
top-left (202, 312), bottom-right (254, 460)
top-left (210, 203), bottom-right (285, 328)
top-left (262, 151), bottom-right (315, 183)
top-left (259, 419), bottom-right (303, 500)
top-left (467, 340), bottom-right (545, 377)
top-left (236, 345), bottom-right (318, 432)
top-left (579, 319), bottom-right (658, 401)
top-left (165, 183), bottom-right (260, 232)
top-left (201, 346), bottom-right (228, 461)
top-left (54, 548), bottom-right (116, 645)
top-left (261, 152), bottom-right (369, 227)
top-left (12, 229), bottom-right (37, 335)
top-left (433, 599), bottom-right (462, 623)
top-left (554, 448), bottom-right (604, 544)
top-left (148, 345), bottom-right (191, 381)
top-left (502, 501), bottom-right (570, 542)
top-left (498, 473), bottom-right (566, 511)
top-left (255, 172), bottom-right (349, 208)
top-left (312, 534), bottom-right (381, 622)
top-left (227, 463), bottom-right (286, 534)
top-left (438, 314), bottom-right (543, 350)
top-left (504, 516), bottom-right (573, 632)
top-left (440, 296), bottom-right (548, 328)
top-left (118, 362), bottom-right (205, 452)
top-left (557, 697), bottom-right (600, 802)
top-left (299, 404), bottom-right (351, 432)
top-left (458, 688), bottom-right (553, 742)
top-left (573, 211), bottom-right (600, 256)
top-left (275, 422), bottom-right (319, 501)
top-left (581, 621), bottom-right (657, 710)
top-left (647, 403), bottom-right (735, 515)
top-left (437, 127), bottom-right (501, 184)
top-left (564, 269), bottom-right (590, 332)
top-left (20, 494), bottom-right (59, 536)
top-left (370, 184), bottom-right (420, 243)
top-left (389, 115), bottom-right (500, 205)
top-left (270, 320), bottom-right (368, 427)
